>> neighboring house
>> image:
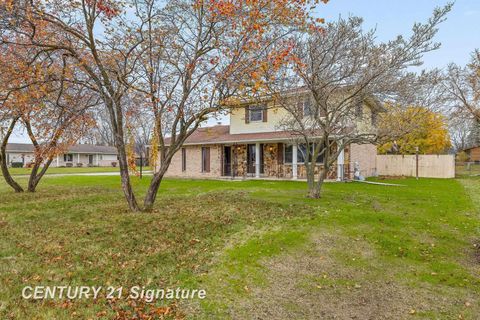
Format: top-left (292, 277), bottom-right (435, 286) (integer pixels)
top-left (460, 146), bottom-right (480, 162)
top-left (159, 95), bottom-right (380, 180)
top-left (5, 143), bottom-right (118, 167)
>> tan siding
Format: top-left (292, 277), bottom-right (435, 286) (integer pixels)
top-left (230, 103), bottom-right (289, 134)
top-left (376, 155), bottom-right (455, 178)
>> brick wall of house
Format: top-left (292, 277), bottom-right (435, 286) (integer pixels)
top-left (468, 147), bottom-right (480, 162)
top-left (282, 164), bottom-right (337, 179)
top-left (263, 143), bottom-right (279, 176)
top-left (349, 143), bottom-right (377, 178)
top-left (162, 142), bottom-right (376, 180)
top-left (232, 145), bottom-right (247, 176)
top-left (164, 145), bottom-right (222, 178)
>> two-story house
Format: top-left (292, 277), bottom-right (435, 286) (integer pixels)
top-left (161, 96), bottom-right (380, 180)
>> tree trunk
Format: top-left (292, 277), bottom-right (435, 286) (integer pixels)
top-left (27, 158), bottom-right (54, 192)
top-left (106, 98), bottom-right (141, 212)
top-left (305, 162), bottom-right (316, 197)
top-left (0, 118), bottom-right (24, 193)
top-left (306, 168), bottom-right (322, 199)
top-left (305, 161), bottom-right (323, 199)
top-left (0, 151), bottom-right (24, 193)
top-left (143, 158), bottom-right (171, 211)
top-left (308, 186), bottom-right (321, 198)
top-left (27, 160), bottom-right (41, 192)
top-left (117, 141), bottom-right (141, 212)
top-left (306, 142), bottom-right (330, 199)
top-left (307, 167), bottom-right (327, 199)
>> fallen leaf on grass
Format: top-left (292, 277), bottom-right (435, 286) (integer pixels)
top-left (189, 238), bottom-right (201, 245)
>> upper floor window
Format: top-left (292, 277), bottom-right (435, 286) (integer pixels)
top-left (246, 105), bottom-right (267, 123)
top-left (298, 98), bottom-right (313, 117)
top-left (250, 107), bottom-right (263, 122)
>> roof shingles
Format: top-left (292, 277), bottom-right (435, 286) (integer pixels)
top-left (6, 143), bottom-right (118, 154)
top-left (166, 125), bottom-right (302, 146)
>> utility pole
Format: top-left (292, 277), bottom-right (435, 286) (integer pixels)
top-left (139, 151), bottom-right (143, 179)
top-left (415, 146), bottom-right (419, 180)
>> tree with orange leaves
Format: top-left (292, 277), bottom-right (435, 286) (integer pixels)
top-left (0, 42), bottom-right (97, 192)
top-left (135, 0), bottom-right (323, 210)
top-left (0, 0), bottom-right (321, 211)
top-left (378, 106), bottom-right (451, 155)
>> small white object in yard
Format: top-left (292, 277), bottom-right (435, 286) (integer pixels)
top-left (353, 166), bottom-right (365, 181)
top-left (353, 161), bottom-right (361, 180)
top-left (353, 180), bottom-right (406, 187)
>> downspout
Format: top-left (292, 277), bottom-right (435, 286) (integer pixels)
top-left (337, 140), bottom-right (345, 181)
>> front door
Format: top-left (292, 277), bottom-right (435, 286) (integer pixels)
top-left (88, 155), bottom-right (94, 165)
top-left (223, 146), bottom-right (232, 176)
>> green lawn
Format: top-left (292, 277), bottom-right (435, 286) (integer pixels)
top-left (456, 163), bottom-right (480, 177)
top-left (1, 166), bottom-right (152, 176)
top-left (0, 175), bottom-right (479, 319)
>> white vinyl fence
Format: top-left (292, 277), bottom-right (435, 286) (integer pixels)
top-left (376, 155), bottom-right (455, 178)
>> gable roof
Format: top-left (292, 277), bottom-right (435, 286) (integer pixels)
top-left (462, 145), bottom-right (480, 152)
top-left (224, 87), bottom-right (385, 112)
top-left (6, 143), bottom-right (118, 154)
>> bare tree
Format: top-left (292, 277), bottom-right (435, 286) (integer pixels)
top-left (449, 116), bottom-right (475, 152)
top-left (269, 5), bottom-right (452, 198)
top-left (444, 50), bottom-right (480, 145)
top-left (80, 107), bottom-right (116, 146)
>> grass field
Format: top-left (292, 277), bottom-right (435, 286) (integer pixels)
top-left (1, 166), bottom-right (120, 176)
top-left (1, 166), bottom-right (153, 176)
top-left (456, 163), bottom-right (480, 177)
top-left (0, 175), bottom-right (479, 319)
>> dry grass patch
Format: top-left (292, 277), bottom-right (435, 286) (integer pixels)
top-left (226, 231), bottom-right (480, 320)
